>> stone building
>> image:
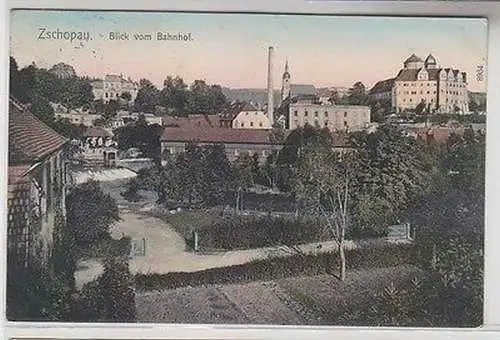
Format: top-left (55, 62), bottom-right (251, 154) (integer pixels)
top-left (289, 97), bottom-right (371, 132)
top-left (91, 74), bottom-right (139, 103)
top-left (160, 127), bottom-right (283, 165)
top-left (7, 97), bottom-right (70, 269)
top-left (278, 61), bottom-right (370, 132)
top-left (369, 54), bottom-right (469, 114)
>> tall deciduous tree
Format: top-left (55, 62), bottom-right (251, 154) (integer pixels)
top-left (201, 144), bottom-right (232, 205)
top-left (347, 81), bottom-right (369, 105)
top-left (293, 144), bottom-right (356, 281)
top-left (134, 79), bottom-right (160, 113)
top-left (160, 76), bottom-right (189, 114)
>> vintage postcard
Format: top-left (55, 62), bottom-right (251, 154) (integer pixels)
top-left (6, 10), bottom-right (487, 327)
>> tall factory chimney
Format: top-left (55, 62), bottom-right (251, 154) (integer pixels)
top-left (267, 46), bottom-right (274, 125)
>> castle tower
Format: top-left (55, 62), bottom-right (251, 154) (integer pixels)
top-left (424, 54), bottom-right (437, 69)
top-left (281, 59), bottom-right (291, 102)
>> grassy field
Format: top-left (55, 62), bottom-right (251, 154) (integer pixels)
top-left (135, 264), bottom-right (424, 325)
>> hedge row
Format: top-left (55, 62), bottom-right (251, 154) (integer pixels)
top-left (195, 215), bottom-right (327, 251)
top-left (135, 243), bottom-right (417, 292)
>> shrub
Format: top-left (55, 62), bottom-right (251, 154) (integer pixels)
top-left (71, 255), bottom-right (136, 322)
top-left (98, 255), bottom-right (136, 322)
top-left (196, 214), bottom-right (327, 251)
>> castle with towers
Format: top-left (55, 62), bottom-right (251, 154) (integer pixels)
top-left (369, 53), bottom-right (469, 114)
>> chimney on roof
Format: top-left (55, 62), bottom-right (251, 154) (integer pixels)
top-left (267, 46), bottom-right (274, 126)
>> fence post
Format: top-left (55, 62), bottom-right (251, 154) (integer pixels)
top-left (193, 231), bottom-right (199, 252)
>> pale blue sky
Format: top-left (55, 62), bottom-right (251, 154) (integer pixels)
top-left (10, 10), bottom-right (488, 91)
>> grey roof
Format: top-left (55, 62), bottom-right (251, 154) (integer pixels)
top-left (404, 54), bottom-right (423, 64)
top-left (290, 84), bottom-right (317, 96)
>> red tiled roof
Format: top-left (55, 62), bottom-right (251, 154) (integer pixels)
top-left (84, 126), bottom-right (112, 138)
top-left (162, 115), bottom-right (218, 128)
top-left (8, 164), bottom-right (31, 185)
top-left (9, 97), bottom-right (69, 164)
top-left (161, 127), bottom-right (277, 145)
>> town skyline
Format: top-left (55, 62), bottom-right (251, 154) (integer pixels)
top-left (11, 10), bottom-right (487, 92)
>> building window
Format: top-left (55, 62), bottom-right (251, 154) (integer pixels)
top-left (344, 121), bottom-right (348, 126)
top-left (304, 110), bottom-right (308, 116)
top-left (241, 122), bottom-right (244, 127)
top-left (245, 112), bottom-right (249, 115)
top-left (344, 112), bottom-right (348, 117)
top-left (259, 122), bottom-right (263, 127)
top-left (427, 91), bottom-right (430, 94)
top-left (250, 122), bottom-right (254, 127)
top-left (324, 121), bottom-right (329, 127)
top-left (324, 111), bottom-right (328, 117)
top-left (314, 120), bottom-right (319, 127)
top-left (294, 110), bottom-right (298, 116)
top-left (105, 92), bottom-right (109, 98)
top-left (410, 98), bottom-right (413, 102)
top-left (235, 149), bottom-right (239, 156)
top-left (315, 111), bottom-right (318, 117)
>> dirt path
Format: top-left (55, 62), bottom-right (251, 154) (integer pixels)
top-left (74, 208), bottom-right (407, 289)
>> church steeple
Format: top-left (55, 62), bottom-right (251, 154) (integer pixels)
top-left (281, 59), bottom-right (291, 102)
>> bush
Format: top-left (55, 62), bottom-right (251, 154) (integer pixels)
top-left (121, 178), bottom-right (142, 202)
top-left (338, 272), bottom-right (482, 327)
top-left (99, 255), bottom-right (136, 322)
top-left (196, 214), bottom-right (326, 251)
top-left (135, 243), bottom-right (416, 291)
top-left (71, 255), bottom-right (136, 322)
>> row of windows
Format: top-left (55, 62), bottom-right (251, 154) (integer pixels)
top-left (402, 83), bottom-right (436, 87)
top-left (243, 111), bottom-right (261, 116)
top-left (441, 89), bottom-right (465, 96)
top-left (402, 90), bottom-right (437, 95)
top-left (294, 110), bottom-right (349, 118)
top-left (401, 81), bottom-right (465, 87)
top-left (233, 149), bottom-right (268, 157)
top-left (165, 147), bottom-right (270, 158)
top-left (238, 121), bottom-right (264, 128)
top-left (293, 120), bottom-right (349, 128)
top-left (399, 89), bottom-right (465, 97)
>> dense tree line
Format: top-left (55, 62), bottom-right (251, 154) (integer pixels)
top-left (134, 76), bottom-right (229, 115)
